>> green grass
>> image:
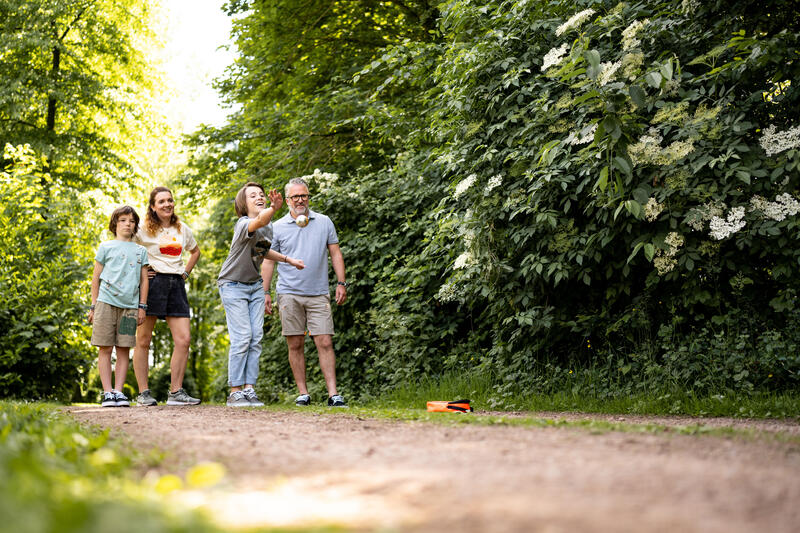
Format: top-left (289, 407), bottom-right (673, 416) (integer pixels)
top-left (0, 401), bottom-right (344, 533)
top-left (362, 371), bottom-right (800, 419)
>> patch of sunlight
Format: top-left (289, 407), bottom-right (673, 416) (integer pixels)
top-left (171, 469), bottom-right (432, 530)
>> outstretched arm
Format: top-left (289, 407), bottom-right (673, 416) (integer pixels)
top-left (248, 189), bottom-right (284, 232)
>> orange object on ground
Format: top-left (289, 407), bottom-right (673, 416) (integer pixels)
top-left (426, 399), bottom-right (473, 413)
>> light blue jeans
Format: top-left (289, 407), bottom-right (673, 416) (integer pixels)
top-left (219, 280), bottom-right (265, 387)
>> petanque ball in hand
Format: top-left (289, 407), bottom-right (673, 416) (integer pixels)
top-left (296, 215), bottom-right (309, 227)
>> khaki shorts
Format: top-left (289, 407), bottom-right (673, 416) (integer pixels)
top-left (91, 301), bottom-right (138, 348)
top-left (277, 294), bottom-right (335, 336)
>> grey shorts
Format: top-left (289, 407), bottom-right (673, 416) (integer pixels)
top-left (91, 301), bottom-right (138, 348)
top-left (277, 294), bottom-right (335, 336)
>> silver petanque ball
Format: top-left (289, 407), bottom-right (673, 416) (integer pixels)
top-left (296, 215), bottom-right (309, 227)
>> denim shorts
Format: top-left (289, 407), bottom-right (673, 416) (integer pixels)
top-left (146, 273), bottom-right (190, 319)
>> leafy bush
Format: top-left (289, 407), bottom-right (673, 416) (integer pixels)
top-left (0, 145), bottom-right (97, 401)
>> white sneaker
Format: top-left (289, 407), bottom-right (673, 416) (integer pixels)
top-left (227, 390), bottom-right (250, 407)
top-left (242, 388), bottom-right (264, 406)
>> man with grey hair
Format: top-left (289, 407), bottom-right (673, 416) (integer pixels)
top-left (262, 177), bottom-right (348, 407)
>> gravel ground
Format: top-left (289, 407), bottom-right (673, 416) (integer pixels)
top-left (67, 406), bottom-right (800, 532)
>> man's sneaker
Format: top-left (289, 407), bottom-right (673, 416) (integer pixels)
top-left (100, 391), bottom-right (116, 407)
top-left (295, 394), bottom-right (311, 406)
top-left (166, 388), bottom-right (201, 406)
top-left (227, 390), bottom-right (251, 407)
top-left (327, 394), bottom-right (347, 407)
top-left (113, 390), bottom-right (130, 407)
top-left (243, 388), bottom-right (264, 407)
top-left (136, 389), bottom-right (158, 406)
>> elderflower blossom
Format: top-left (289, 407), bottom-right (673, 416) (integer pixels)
top-left (454, 252), bottom-right (474, 269)
top-left (653, 254), bottom-right (677, 275)
top-left (436, 281), bottom-right (464, 303)
top-left (644, 197), bottom-right (664, 222)
top-left (628, 128), bottom-right (694, 166)
top-left (664, 231), bottom-right (684, 254)
top-left (568, 123), bottom-right (597, 146)
top-left (621, 19), bottom-right (649, 50)
top-left (759, 124), bottom-right (800, 157)
top-left (487, 174), bottom-right (503, 191)
top-left (454, 174), bottom-right (477, 198)
top-left (621, 52), bottom-right (644, 80)
top-left (653, 231), bottom-right (685, 275)
top-left (751, 193), bottom-right (800, 221)
top-left (555, 9), bottom-right (595, 37)
top-left (541, 43), bottom-right (569, 71)
top-left (598, 61), bottom-right (622, 86)
top-left (301, 168), bottom-right (339, 191)
top-left (709, 206), bottom-right (746, 240)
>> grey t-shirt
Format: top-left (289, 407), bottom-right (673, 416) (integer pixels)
top-left (217, 217), bottom-right (273, 285)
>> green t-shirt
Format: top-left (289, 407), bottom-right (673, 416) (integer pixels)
top-left (96, 240), bottom-right (149, 309)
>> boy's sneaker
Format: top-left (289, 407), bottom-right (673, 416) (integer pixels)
top-left (243, 388), bottom-right (264, 406)
top-left (295, 394), bottom-right (311, 406)
top-left (136, 389), bottom-right (158, 406)
top-left (166, 388), bottom-right (201, 406)
top-left (227, 390), bottom-right (251, 407)
top-left (113, 390), bottom-right (130, 407)
top-left (100, 391), bottom-right (116, 407)
top-left (327, 394), bottom-right (347, 408)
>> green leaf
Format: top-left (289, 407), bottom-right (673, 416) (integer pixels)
top-left (613, 156), bottom-right (631, 176)
top-left (595, 166), bottom-right (609, 191)
top-left (645, 71), bottom-right (663, 88)
top-left (584, 49), bottom-right (601, 69)
top-left (644, 243), bottom-right (655, 261)
top-left (629, 85), bottom-right (647, 108)
top-left (660, 60), bottom-right (673, 81)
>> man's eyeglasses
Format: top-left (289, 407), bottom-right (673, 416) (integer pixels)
top-left (288, 194), bottom-right (310, 201)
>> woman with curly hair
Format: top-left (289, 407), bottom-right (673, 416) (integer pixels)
top-left (133, 186), bottom-right (201, 406)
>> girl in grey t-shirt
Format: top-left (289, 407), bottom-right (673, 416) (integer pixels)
top-left (218, 182), bottom-right (304, 407)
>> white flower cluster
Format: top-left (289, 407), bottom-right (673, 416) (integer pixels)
top-left (621, 52), bottom-right (644, 80)
top-left (644, 197), bottom-right (664, 222)
top-left (750, 193), bottom-right (800, 221)
top-left (598, 61), bottom-right (622, 86)
top-left (436, 281), bottom-right (464, 303)
top-left (454, 174), bottom-right (477, 198)
top-left (454, 252), bottom-right (474, 269)
top-left (555, 9), bottom-right (595, 37)
top-left (653, 231), bottom-right (684, 275)
top-left (628, 129), bottom-right (694, 166)
top-left (300, 168), bottom-right (340, 192)
top-left (568, 123), bottom-right (597, 145)
top-left (541, 43), bottom-right (569, 71)
top-left (759, 124), bottom-right (800, 157)
top-left (487, 174), bottom-right (503, 191)
top-left (664, 231), bottom-right (685, 250)
top-left (681, 0), bottom-right (700, 14)
top-left (621, 19), bottom-right (649, 50)
top-left (709, 206), bottom-right (746, 240)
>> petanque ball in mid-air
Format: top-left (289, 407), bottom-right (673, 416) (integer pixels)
top-left (296, 215), bottom-right (309, 227)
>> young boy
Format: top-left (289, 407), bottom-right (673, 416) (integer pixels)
top-left (88, 206), bottom-right (149, 407)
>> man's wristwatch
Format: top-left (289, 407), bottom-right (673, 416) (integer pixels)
top-left (337, 281), bottom-right (349, 288)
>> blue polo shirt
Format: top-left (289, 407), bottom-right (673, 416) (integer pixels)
top-left (271, 210), bottom-right (338, 296)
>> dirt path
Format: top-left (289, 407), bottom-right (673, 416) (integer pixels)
top-left (67, 406), bottom-right (800, 532)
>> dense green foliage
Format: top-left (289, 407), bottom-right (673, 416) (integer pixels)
top-left (0, 0), bottom-right (182, 401)
top-left (2, 0), bottom-right (799, 408)
top-left (186, 0), bottom-right (800, 405)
